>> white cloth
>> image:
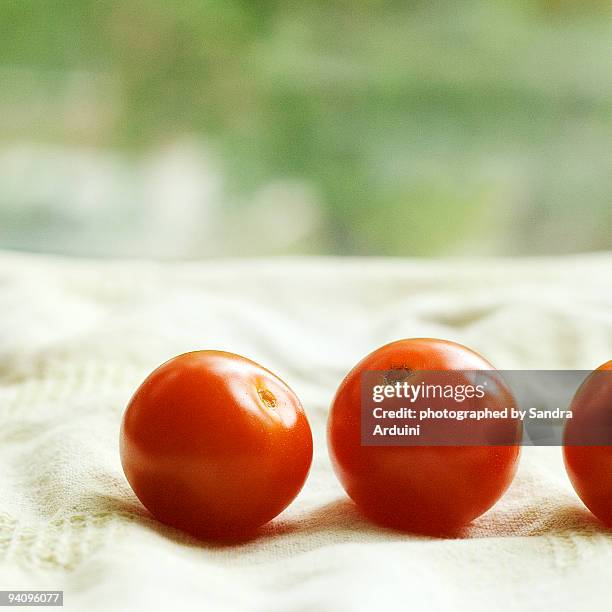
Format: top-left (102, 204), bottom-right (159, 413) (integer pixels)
top-left (0, 250), bottom-right (611, 612)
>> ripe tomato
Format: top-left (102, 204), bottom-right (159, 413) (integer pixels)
top-left (120, 351), bottom-right (313, 540)
top-left (327, 338), bottom-right (520, 534)
top-left (563, 361), bottom-right (612, 527)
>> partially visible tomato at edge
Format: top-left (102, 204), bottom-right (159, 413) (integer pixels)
top-left (327, 338), bottom-right (521, 535)
top-left (120, 351), bottom-right (313, 540)
top-left (563, 360), bottom-right (612, 527)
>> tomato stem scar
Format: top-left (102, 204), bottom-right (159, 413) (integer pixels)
top-left (258, 387), bottom-right (277, 411)
top-left (384, 367), bottom-right (413, 385)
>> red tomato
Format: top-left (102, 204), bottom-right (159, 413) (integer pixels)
top-left (120, 351), bottom-right (313, 540)
top-left (327, 338), bottom-right (520, 534)
top-left (563, 361), bottom-right (612, 527)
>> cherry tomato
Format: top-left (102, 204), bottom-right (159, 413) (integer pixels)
top-left (563, 361), bottom-right (612, 527)
top-left (120, 351), bottom-right (313, 540)
top-left (327, 338), bottom-right (520, 534)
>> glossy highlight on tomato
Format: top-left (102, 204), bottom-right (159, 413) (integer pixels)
top-left (327, 338), bottom-right (521, 534)
top-left (563, 360), bottom-right (612, 527)
top-left (120, 351), bottom-right (313, 540)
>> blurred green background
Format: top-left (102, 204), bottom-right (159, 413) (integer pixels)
top-left (0, 0), bottom-right (611, 258)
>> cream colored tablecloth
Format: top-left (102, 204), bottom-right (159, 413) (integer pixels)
top-left (1, 251), bottom-right (611, 611)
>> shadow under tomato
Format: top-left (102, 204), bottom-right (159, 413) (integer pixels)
top-left (84, 491), bottom-right (612, 551)
top-left (87, 490), bottom-right (305, 547)
top-left (251, 498), bottom-right (463, 543)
